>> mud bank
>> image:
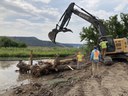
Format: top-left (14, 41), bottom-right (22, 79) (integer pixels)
top-left (1, 62), bottom-right (128, 96)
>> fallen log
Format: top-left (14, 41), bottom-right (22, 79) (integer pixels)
top-left (31, 59), bottom-right (76, 77)
top-left (17, 60), bottom-right (31, 74)
top-left (31, 62), bottom-right (53, 77)
top-left (16, 55), bottom-right (88, 77)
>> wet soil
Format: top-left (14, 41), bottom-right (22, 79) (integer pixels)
top-left (1, 62), bottom-right (128, 96)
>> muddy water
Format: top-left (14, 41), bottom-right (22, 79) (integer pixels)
top-left (0, 59), bottom-right (54, 94)
top-left (0, 60), bottom-right (38, 94)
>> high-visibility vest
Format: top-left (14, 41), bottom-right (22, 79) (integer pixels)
top-left (93, 50), bottom-right (100, 60)
top-left (77, 54), bottom-right (83, 62)
top-left (99, 41), bottom-right (107, 49)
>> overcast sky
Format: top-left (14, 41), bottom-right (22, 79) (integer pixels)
top-left (0, 0), bottom-right (128, 44)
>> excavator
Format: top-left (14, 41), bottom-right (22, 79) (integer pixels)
top-left (48, 2), bottom-right (128, 63)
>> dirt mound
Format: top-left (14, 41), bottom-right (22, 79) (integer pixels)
top-left (1, 62), bottom-right (128, 96)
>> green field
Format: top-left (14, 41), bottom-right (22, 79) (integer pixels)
top-left (0, 47), bottom-right (78, 60)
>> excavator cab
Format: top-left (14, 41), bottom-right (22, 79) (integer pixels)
top-left (99, 36), bottom-right (115, 53)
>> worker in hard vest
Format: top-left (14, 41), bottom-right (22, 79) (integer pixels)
top-left (90, 46), bottom-right (101, 77)
top-left (76, 51), bottom-right (84, 69)
top-left (99, 39), bottom-right (108, 59)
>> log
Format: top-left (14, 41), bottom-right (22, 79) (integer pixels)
top-left (17, 60), bottom-right (31, 74)
top-left (16, 55), bottom-right (86, 77)
top-left (31, 63), bottom-right (53, 77)
top-left (31, 58), bottom-right (78, 77)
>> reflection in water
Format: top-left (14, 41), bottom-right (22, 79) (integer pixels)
top-left (17, 73), bottom-right (31, 82)
top-left (0, 61), bottom-right (13, 69)
top-left (0, 60), bottom-right (50, 94)
top-left (0, 61), bottom-right (30, 94)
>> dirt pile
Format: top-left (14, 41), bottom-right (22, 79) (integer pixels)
top-left (1, 62), bottom-right (128, 96)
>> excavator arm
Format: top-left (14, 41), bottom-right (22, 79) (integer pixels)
top-left (48, 2), bottom-right (107, 43)
top-left (49, 2), bottom-right (115, 53)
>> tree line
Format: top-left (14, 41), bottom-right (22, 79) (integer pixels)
top-left (0, 37), bottom-right (27, 48)
top-left (80, 13), bottom-right (128, 50)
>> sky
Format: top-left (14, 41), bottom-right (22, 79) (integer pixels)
top-left (0, 0), bottom-right (128, 44)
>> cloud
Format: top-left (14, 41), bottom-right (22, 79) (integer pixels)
top-left (0, 16), bottom-right (57, 41)
top-left (92, 10), bottom-right (114, 20)
top-left (32, 0), bottom-right (52, 4)
top-left (114, 4), bottom-right (125, 12)
top-left (114, 0), bottom-right (128, 12)
top-left (0, 0), bottom-right (60, 42)
top-left (85, 0), bottom-right (100, 9)
top-left (0, 0), bottom-right (128, 43)
top-left (1, 0), bottom-right (59, 21)
top-left (75, 0), bottom-right (100, 10)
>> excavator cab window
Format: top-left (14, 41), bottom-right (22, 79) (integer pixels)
top-left (106, 37), bottom-right (115, 52)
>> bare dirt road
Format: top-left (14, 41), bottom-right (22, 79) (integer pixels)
top-left (1, 62), bottom-right (128, 96)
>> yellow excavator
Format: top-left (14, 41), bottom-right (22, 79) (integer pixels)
top-left (107, 38), bottom-right (128, 60)
top-left (48, 2), bottom-right (128, 63)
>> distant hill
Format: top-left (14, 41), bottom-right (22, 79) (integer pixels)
top-left (6, 36), bottom-right (82, 47)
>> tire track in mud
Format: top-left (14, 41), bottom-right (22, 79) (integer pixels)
top-left (76, 64), bottom-right (111, 96)
top-left (63, 65), bottom-right (104, 96)
top-left (83, 62), bottom-right (128, 96)
top-left (64, 84), bottom-right (85, 96)
top-left (64, 62), bottom-right (128, 96)
top-left (83, 79), bottom-right (103, 96)
top-left (100, 62), bottom-right (128, 96)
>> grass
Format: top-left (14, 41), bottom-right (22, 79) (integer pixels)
top-left (0, 47), bottom-right (78, 60)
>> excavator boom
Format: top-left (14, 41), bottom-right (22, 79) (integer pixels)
top-left (48, 2), bottom-right (107, 43)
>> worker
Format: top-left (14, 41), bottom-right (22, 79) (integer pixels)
top-left (90, 46), bottom-right (101, 77)
top-left (76, 51), bottom-right (84, 69)
top-left (99, 39), bottom-right (108, 59)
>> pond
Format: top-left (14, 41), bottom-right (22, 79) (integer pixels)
top-left (0, 60), bottom-right (49, 94)
top-left (0, 61), bottom-right (30, 93)
top-left (0, 59), bottom-right (56, 94)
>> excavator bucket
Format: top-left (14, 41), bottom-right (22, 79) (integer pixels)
top-left (48, 28), bottom-right (59, 43)
top-left (48, 28), bottom-right (72, 43)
